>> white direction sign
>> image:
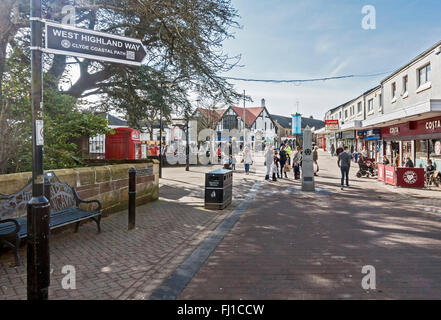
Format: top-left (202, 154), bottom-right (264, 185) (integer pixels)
top-left (45, 21), bottom-right (147, 66)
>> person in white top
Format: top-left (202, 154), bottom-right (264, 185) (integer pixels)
top-left (264, 144), bottom-right (274, 181)
top-left (242, 146), bottom-right (253, 175)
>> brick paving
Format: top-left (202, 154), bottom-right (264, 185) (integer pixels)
top-left (0, 164), bottom-right (259, 300)
top-left (179, 151), bottom-right (441, 299)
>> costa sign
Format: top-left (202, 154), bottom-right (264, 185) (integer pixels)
top-left (425, 119), bottom-right (441, 130)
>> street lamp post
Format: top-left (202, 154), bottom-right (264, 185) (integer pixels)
top-left (243, 90), bottom-right (246, 146)
top-left (28, 0), bottom-right (50, 300)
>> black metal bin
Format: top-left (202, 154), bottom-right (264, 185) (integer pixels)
top-left (205, 169), bottom-right (233, 209)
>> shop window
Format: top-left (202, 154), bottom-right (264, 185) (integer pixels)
top-left (418, 64), bottom-right (431, 87)
top-left (357, 102), bottom-right (362, 114)
top-left (367, 99), bottom-right (374, 113)
top-left (402, 75), bottom-right (408, 94)
top-left (429, 140), bottom-right (441, 160)
top-left (415, 140), bottom-right (428, 161)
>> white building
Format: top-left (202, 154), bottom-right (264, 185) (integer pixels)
top-left (323, 40), bottom-right (441, 167)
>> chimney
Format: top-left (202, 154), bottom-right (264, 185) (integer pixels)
top-left (261, 98), bottom-right (265, 108)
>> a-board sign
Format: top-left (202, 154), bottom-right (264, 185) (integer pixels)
top-left (45, 21), bottom-right (147, 66)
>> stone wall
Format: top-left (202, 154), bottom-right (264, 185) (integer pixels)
top-left (0, 161), bottom-right (159, 217)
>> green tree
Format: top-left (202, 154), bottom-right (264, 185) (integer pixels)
top-left (1, 44), bottom-right (109, 173)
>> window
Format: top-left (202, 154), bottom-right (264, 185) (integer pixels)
top-left (345, 109), bottom-right (348, 119)
top-left (378, 93), bottom-right (382, 109)
top-left (357, 102), bottom-right (362, 114)
top-left (89, 134), bottom-right (105, 158)
top-left (368, 99), bottom-right (374, 113)
top-left (350, 105), bottom-right (354, 116)
top-left (339, 111), bottom-right (342, 119)
top-left (418, 64), bottom-right (431, 87)
top-left (392, 82), bottom-right (396, 99)
top-left (403, 75), bottom-right (408, 93)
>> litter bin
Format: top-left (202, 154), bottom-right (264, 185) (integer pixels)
top-left (205, 169), bottom-right (233, 210)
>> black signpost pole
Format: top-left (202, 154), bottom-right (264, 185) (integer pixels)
top-left (159, 105), bottom-right (163, 178)
top-left (27, 0), bottom-right (50, 300)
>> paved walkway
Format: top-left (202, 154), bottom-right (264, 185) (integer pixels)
top-left (179, 151), bottom-right (441, 299)
top-left (0, 165), bottom-right (259, 300)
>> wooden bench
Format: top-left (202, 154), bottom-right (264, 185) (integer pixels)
top-left (0, 171), bottom-right (102, 266)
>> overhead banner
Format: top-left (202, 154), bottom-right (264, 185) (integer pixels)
top-left (292, 114), bottom-right (302, 135)
top-left (45, 21), bottom-right (147, 66)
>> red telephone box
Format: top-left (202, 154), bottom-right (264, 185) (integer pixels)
top-left (105, 127), bottom-right (142, 160)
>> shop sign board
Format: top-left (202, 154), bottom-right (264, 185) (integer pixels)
top-left (382, 116), bottom-right (441, 138)
top-left (342, 130), bottom-right (355, 139)
top-left (384, 165), bottom-right (396, 185)
top-left (396, 168), bottom-right (425, 188)
top-left (377, 163), bottom-right (385, 182)
top-left (325, 120), bottom-right (339, 131)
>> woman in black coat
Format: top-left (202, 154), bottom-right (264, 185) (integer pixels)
top-left (279, 145), bottom-right (288, 178)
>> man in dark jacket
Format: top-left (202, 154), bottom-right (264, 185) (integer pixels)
top-left (279, 145), bottom-right (288, 178)
top-left (338, 146), bottom-right (351, 190)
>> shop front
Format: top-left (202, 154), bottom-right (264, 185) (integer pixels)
top-left (358, 129), bottom-right (381, 162)
top-left (382, 115), bottom-right (441, 170)
top-left (341, 130), bottom-right (356, 153)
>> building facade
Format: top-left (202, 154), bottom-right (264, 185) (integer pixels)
top-left (324, 40), bottom-right (441, 168)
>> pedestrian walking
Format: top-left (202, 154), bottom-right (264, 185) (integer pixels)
top-left (331, 144), bottom-right (335, 157)
top-left (242, 146), bottom-right (253, 175)
top-left (271, 158), bottom-right (278, 182)
top-left (216, 145), bottom-right (221, 163)
top-left (279, 145), bottom-right (288, 178)
top-left (338, 146), bottom-right (351, 190)
top-left (292, 146), bottom-right (302, 180)
top-left (264, 144), bottom-right (273, 181)
top-left (313, 146), bottom-right (319, 176)
top-left (336, 145), bottom-right (344, 156)
top-left (354, 151), bottom-right (359, 163)
top-left (231, 154), bottom-right (237, 170)
top-left (273, 149), bottom-right (281, 178)
top-left (285, 144), bottom-right (292, 165)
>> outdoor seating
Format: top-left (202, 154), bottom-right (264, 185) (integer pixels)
top-left (0, 171), bottom-right (102, 266)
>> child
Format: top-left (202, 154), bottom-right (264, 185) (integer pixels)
top-left (271, 158), bottom-right (278, 181)
top-left (231, 155), bottom-right (237, 171)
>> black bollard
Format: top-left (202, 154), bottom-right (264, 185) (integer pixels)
top-left (128, 168), bottom-right (136, 230)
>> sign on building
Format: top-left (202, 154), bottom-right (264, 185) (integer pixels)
top-left (325, 120), bottom-right (339, 131)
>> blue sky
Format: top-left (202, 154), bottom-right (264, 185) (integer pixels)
top-left (221, 0), bottom-right (441, 119)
